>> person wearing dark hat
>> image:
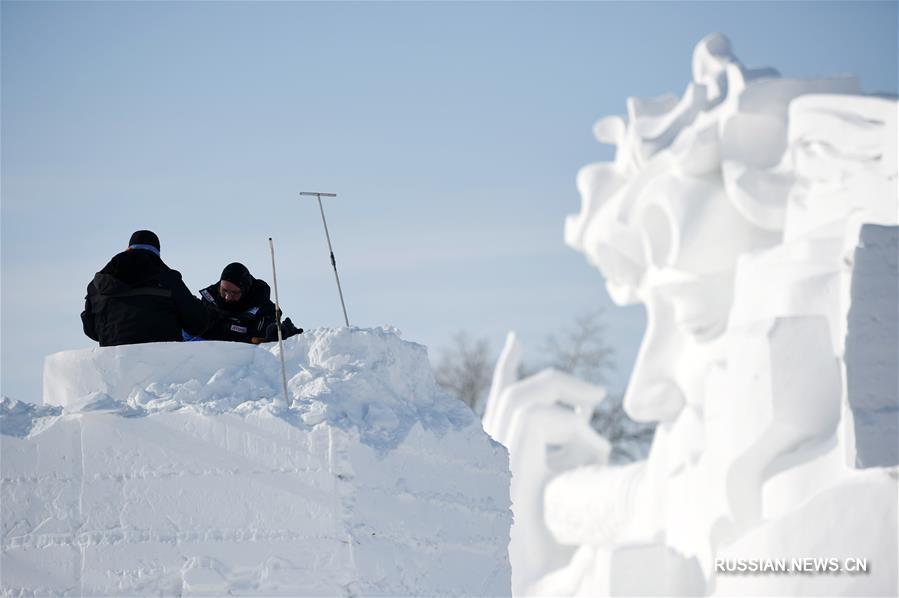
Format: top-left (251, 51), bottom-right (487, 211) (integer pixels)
top-left (197, 262), bottom-right (302, 344)
top-left (81, 230), bottom-right (211, 346)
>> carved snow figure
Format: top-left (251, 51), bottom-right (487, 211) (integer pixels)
top-left (484, 33), bottom-right (898, 596)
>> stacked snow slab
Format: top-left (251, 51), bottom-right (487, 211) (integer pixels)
top-left (713, 468), bottom-right (898, 597)
top-left (846, 224), bottom-right (899, 468)
top-left (1, 328), bottom-right (512, 596)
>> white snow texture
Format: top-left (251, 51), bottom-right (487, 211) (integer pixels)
top-left (1, 327), bottom-right (512, 596)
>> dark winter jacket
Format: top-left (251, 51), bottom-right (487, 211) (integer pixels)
top-left (198, 279), bottom-right (283, 343)
top-left (81, 249), bottom-right (210, 346)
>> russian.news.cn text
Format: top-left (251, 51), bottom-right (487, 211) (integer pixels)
top-left (716, 558), bottom-right (870, 575)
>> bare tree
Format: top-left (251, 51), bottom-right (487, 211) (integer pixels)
top-left (591, 393), bottom-right (655, 463)
top-left (434, 332), bottom-right (493, 411)
top-left (541, 310), bottom-right (615, 384)
top-left (436, 311), bottom-right (655, 463)
top-left (532, 309), bottom-right (654, 464)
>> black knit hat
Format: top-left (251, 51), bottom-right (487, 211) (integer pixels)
top-left (128, 230), bottom-right (160, 251)
top-left (220, 262), bottom-right (254, 294)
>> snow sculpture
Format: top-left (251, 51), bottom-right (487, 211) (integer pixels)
top-left (485, 33), bottom-right (898, 596)
top-left (2, 328), bottom-right (512, 596)
top-left (482, 339), bottom-right (611, 594)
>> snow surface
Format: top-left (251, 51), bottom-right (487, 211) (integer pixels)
top-left (846, 225), bottom-right (899, 468)
top-left (2, 327), bottom-right (512, 596)
top-left (713, 468), bottom-right (898, 597)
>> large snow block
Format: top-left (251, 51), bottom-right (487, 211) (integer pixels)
top-left (710, 315), bottom-right (842, 524)
top-left (1, 328), bottom-right (512, 596)
top-left (846, 224), bottom-right (899, 468)
top-left (712, 469), bottom-right (898, 597)
top-left (41, 340), bottom-right (274, 410)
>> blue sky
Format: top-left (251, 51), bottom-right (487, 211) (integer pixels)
top-left (2, 1), bottom-right (896, 403)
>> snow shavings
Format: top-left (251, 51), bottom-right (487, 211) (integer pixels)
top-left (0, 397), bottom-right (61, 438)
top-left (33, 327), bottom-right (476, 453)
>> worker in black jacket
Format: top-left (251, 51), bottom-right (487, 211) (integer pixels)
top-left (81, 230), bottom-right (210, 346)
top-left (198, 262), bottom-right (302, 344)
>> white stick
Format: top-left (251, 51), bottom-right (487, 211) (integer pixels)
top-left (269, 237), bottom-right (290, 410)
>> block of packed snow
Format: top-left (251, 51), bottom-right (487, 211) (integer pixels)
top-left (712, 469), bottom-right (898, 597)
top-left (529, 542), bottom-right (705, 597)
top-left (846, 224), bottom-right (899, 468)
top-left (710, 315), bottom-right (842, 525)
top-left (1, 328), bottom-right (512, 596)
top-left (42, 340), bottom-right (277, 411)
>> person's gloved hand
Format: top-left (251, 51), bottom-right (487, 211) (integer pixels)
top-left (281, 317), bottom-right (302, 338)
top-left (264, 318), bottom-right (303, 342)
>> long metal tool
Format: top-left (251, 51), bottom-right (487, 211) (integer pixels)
top-left (300, 191), bottom-right (350, 327)
top-left (268, 237), bottom-right (290, 410)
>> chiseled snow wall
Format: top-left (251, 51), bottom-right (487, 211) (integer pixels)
top-left (1, 328), bottom-right (512, 596)
top-left (846, 224), bottom-right (899, 468)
